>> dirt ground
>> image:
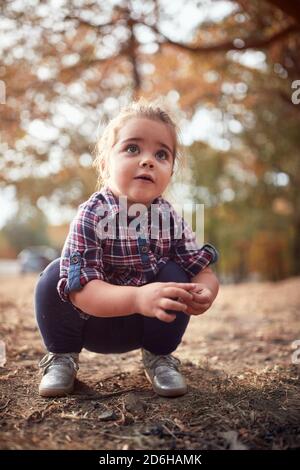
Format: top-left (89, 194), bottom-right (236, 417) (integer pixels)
top-left (0, 274), bottom-right (299, 450)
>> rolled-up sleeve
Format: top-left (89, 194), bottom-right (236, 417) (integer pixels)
top-left (170, 210), bottom-right (219, 277)
top-left (57, 203), bottom-right (106, 303)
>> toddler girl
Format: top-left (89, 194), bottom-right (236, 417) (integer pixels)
top-left (35, 98), bottom-right (219, 398)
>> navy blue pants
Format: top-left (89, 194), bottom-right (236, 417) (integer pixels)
top-left (34, 259), bottom-right (191, 356)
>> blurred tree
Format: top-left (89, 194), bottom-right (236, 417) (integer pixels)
top-left (2, 202), bottom-right (50, 252)
top-left (1, 0), bottom-right (299, 195)
top-left (0, 230), bottom-right (17, 258)
top-left (0, 0), bottom-right (299, 278)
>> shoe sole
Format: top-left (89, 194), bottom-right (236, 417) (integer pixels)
top-left (144, 370), bottom-right (187, 398)
top-left (39, 384), bottom-right (74, 397)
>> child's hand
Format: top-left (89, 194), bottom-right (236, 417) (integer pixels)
top-left (182, 284), bottom-right (214, 316)
top-left (136, 282), bottom-right (197, 323)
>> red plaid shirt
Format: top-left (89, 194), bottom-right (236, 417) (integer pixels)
top-left (57, 186), bottom-right (218, 303)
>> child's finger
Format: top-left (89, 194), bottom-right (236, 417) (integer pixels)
top-left (186, 303), bottom-right (210, 316)
top-left (192, 291), bottom-right (211, 304)
top-left (185, 300), bottom-right (202, 310)
top-left (163, 286), bottom-right (193, 302)
top-left (166, 282), bottom-right (198, 291)
top-left (160, 298), bottom-right (188, 312)
top-left (185, 308), bottom-right (197, 316)
top-left (155, 309), bottom-right (176, 323)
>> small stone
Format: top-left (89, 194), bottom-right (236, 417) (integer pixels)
top-left (99, 409), bottom-right (117, 421)
top-left (124, 393), bottom-right (147, 415)
top-left (211, 356), bottom-right (219, 362)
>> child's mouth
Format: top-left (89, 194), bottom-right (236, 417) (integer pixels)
top-left (134, 175), bottom-right (154, 183)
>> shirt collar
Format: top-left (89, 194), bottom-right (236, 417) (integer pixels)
top-left (101, 186), bottom-right (120, 216)
top-left (101, 185), bottom-right (165, 217)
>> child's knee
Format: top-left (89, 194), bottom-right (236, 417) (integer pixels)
top-left (156, 260), bottom-right (190, 283)
top-left (36, 258), bottom-right (60, 295)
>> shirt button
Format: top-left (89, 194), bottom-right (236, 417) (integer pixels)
top-left (72, 255), bottom-right (79, 264)
top-left (141, 246), bottom-right (149, 254)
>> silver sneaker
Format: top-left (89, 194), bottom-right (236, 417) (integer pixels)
top-left (38, 352), bottom-right (79, 397)
top-left (142, 348), bottom-right (187, 397)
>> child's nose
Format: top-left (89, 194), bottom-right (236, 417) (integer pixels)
top-left (140, 157), bottom-right (154, 169)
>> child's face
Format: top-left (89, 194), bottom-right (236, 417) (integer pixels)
top-left (106, 118), bottom-right (174, 207)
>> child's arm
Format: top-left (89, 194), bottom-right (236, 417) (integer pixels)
top-left (70, 279), bottom-right (196, 323)
top-left (191, 266), bottom-right (219, 300)
top-left (183, 266), bottom-right (219, 316)
top-left (70, 280), bottom-right (138, 318)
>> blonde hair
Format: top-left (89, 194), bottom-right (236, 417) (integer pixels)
top-left (93, 97), bottom-right (182, 190)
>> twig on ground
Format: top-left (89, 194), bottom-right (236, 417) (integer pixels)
top-left (0, 398), bottom-right (11, 411)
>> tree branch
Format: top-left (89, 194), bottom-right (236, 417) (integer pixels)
top-left (64, 15), bottom-right (115, 31)
top-left (149, 23), bottom-right (300, 54)
top-left (267, 0), bottom-right (300, 24)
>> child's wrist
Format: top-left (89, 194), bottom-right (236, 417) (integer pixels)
top-left (130, 286), bottom-right (141, 314)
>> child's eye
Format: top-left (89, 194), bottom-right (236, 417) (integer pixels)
top-left (156, 150), bottom-right (168, 160)
top-left (126, 144), bottom-right (139, 154)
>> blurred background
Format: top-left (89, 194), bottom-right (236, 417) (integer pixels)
top-left (0, 0), bottom-right (299, 282)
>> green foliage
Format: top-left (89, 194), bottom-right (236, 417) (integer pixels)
top-left (2, 203), bottom-right (50, 253)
